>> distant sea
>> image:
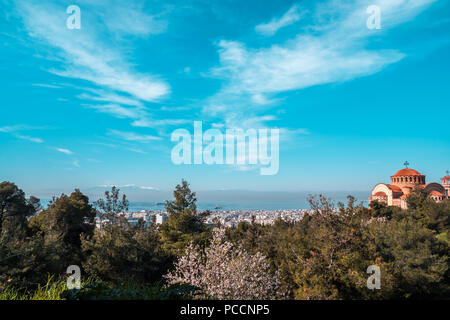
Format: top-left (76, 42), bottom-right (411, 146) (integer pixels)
top-left (38, 191), bottom-right (370, 212)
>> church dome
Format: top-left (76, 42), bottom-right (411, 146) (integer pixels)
top-left (391, 168), bottom-right (426, 186)
top-left (393, 168), bottom-right (422, 176)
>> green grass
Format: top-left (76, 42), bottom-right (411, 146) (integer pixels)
top-left (0, 275), bottom-right (94, 300)
top-left (0, 275), bottom-right (197, 300)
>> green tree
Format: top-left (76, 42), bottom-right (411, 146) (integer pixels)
top-left (0, 181), bottom-right (39, 239)
top-left (290, 196), bottom-right (380, 299)
top-left (94, 186), bottom-right (129, 225)
top-left (82, 223), bottom-right (169, 284)
top-left (370, 217), bottom-right (449, 298)
top-left (82, 187), bottom-right (169, 284)
top-left (159, 180), bottom-right (210, 256)
top-left (0, 181), bottom-right (43, 287)
top-left (404, 188), bottom-right (449, 235)
top-left (29, 189), bottom-right (96, 272)
top-left (369, 200), bottom-right (402, 220)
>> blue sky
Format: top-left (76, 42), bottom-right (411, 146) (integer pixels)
top-left (0, 0), bottom-right (449, 201)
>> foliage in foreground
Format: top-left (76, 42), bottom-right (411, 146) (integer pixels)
top-left (0, 180), bottom-right (449, 300)
top-left (0, 276), bottom-right (87, 300)
top-left (0, 277), bottom-right (198, 300)
top-left (60, 282), bottom-right (198, 300)
top-left (165, 228), bottom-right (282, 299)
top-left (225, 195), bottom-right (449, 299)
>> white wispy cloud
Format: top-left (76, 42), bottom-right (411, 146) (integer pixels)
top-left (88, 141), bottom-right (150, 155)
top-left (0, 124), bottom-right (44, 132)
top-left (32, 83), bottom-right (62, 89)
top-left (255, 4), bottom-right (303, 36)
top-left (88, 142), bottom-right (118, 148)
top-left (78, 90), bottom-right (144, 108)
top-left (98, 184), bottom-right (159, 190)
top-left (108, 129), bottom-right (162, 143)
top-left (140, 186), bottom-right (159, 190)
top-left (83, 102), bottom-right (188, 131)
top-left (0, 126), bottom-right (18, 133)
top-left (126, 147), bottom-right (147, 154)
top-left (80, 0), bottom-right (168, 37)
top-left (131, 118), bottom-right (190, 128)
top-left (12, 0), bottom-right (179, 145)
top-left (0, 124), bottom-right (45, 143)
top-left (15, 1), bottom-right (170, 103)
top-left (204, 0), bottom-right (436, 130)
top-left (99, 184), bottom-right (135, 188)
top-left (86, 104), bottom-right (144, 119)
top-left (55, 148), bottom-right (73, 155)
top-left (216, 0), bottom-right (437, 97)
top-left (210, 37), bottom-right (402, 105)
top-left (15, 135), bottom-right (44, 143)
top-left (79, 89), bottom-right (187, 130)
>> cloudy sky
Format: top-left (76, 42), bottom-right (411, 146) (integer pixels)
top-left (0, 0), bottom-right (449, 200)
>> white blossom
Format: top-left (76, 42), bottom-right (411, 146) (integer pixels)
top-left (164, 228), bottom-right (282, 299)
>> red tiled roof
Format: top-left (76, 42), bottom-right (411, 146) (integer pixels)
top-left (393, 168), bottom-right (422, 176)
top-left (387, 185), bottom-right (403, 193)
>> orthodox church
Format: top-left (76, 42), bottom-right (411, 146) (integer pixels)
top-left (369, 163), bottom-right (449, 209)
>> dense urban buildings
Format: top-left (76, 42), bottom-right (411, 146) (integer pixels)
top-left (112, 209), bottom-right (307, 228)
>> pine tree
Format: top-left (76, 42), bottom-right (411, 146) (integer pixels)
top-left (159, 180), bottom-right (210, 256)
